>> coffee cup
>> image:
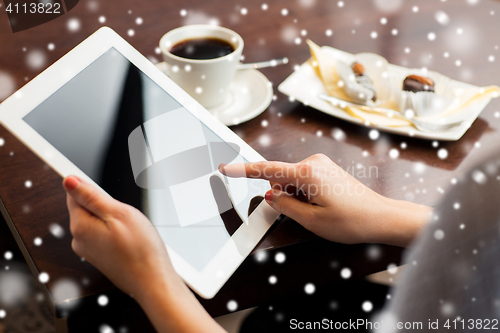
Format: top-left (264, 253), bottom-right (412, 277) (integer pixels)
top-left (159, 25), bottom-right (244, 109)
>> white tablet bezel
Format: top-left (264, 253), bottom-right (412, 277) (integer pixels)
top-left (0, 27), bottom-right (279, 299)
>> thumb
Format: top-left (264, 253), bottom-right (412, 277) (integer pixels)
top-left (265, 189), bottom-right (317, 225)
top-left (63, 176), bottom-right (117, 219)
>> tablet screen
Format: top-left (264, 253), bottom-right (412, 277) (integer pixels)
top-left (23, 47), bottom-right (268, 271)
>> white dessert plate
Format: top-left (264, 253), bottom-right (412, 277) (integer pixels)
top-left (156, 62), bottom-right (273, 126)
top-left (278, 46), bottom-right (492, 141)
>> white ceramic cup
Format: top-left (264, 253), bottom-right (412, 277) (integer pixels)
top-left (159, 25), bottom-right (244, 109)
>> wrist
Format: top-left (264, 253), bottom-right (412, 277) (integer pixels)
top-left (374, 196), bottom-right (432, 247)
top-left (134, 264), bottom-right (187, 307)
top-left (135, 271), bottom-right (225, 333)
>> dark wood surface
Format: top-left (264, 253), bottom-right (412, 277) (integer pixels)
top-left (1, 0), bottom-right (500, 318)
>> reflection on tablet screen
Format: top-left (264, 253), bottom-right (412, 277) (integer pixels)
top-left (23, 48), bottom-right (268, 271)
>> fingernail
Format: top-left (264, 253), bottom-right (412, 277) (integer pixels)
top-left (265, 190), bottom-right (274, 205)
top-left (63, 176), bottom-right (80, 191)
top-left (218, 163), bottom-right (227, 174)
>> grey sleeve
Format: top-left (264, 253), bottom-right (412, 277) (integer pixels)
top-left (375, 154), bottom-right (500, 332)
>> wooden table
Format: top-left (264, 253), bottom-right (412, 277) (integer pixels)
top-left (1, 0), bottom-right (499, 326)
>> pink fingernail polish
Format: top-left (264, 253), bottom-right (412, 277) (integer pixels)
top-left (265, 190), bottom-right (274, 205)
top-left (63, 176), bottom-right (80, 191)
top-left (218, 163), bottom-right (228, 174)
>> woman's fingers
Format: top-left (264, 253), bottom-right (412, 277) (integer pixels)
top-left (219, 161), bottom-right (317, 187)
top-left (264, 189), bottom-right (318, 226)
top-left (270, 181), bottom-right (309, 202)
top-left (66, 195), bottom-right (106, 240)
top-left (63, 176), bottom-right (117, 220)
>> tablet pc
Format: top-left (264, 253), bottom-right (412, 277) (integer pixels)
top-left (0, 27), bottom-right (279, 299)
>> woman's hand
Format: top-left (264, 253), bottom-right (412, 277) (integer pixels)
top-left (220, 154), bottom-right (431, 247)
top-left (63, 176), bottom-right (225, 333)
top-left (63, 176), bottom-right (181, 298)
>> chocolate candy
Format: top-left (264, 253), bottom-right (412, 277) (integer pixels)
top-left (351, 62), bottom-right (377, 102)
top-left (403, 75), bottom-right (435, 93)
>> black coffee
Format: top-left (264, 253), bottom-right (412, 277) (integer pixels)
top-left (169, 37), bottom-right (235, 60)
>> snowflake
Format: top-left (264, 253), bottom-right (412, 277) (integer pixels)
top-left (367, 245), bottom-right (381, 260)
top-left (437, 148), bottom-right (448, 159)
top-left (332, 128), bottom-right (346, 141)
top-left (255, 251), bottom-right (268, 262)
top-left (259, 135), bottom-right (271, 147)
top-left (53, 279), bottom-right (81, 309)
top-left (389, 149), bottom-right (399, 159)
top-left (98, 295), bottom-right (109, 306)
top-left (3, 251), bottom-right (12, 260)
top-left (99, 325), bottom-right (114, 333)
top-left (362, 301), bottom-right (373, 312)
top-left (387, 263), bottom-right (398, 274)
top-left (281, 25), bottom-right (298, 43)
top-left (26, 50), bottom-right (46, 70)
top-left (67, 18), bottom-right (81, 32)
top-left (340, 267), bottom-right (351, 279)
top-left (435, 11), bottom-right (450, 25)
top-left (373, 0), bottom-right (402, 14)
top-left (368, 129), bottom-right (379, 140)
top-left (227, 300), bottom-right (238, 311)
top-left (434, 229), bottom-right (445, 240)
top-left (472, 170), bottom-right (487, 184)
top-left (413, 162), bottom-right (426, 174)
top-left (304, 283), bottom-right (315, 294)
top-left (0, 71), bottom-right (15, 100)
top-left (441, 302), bottom-right (455, 316)
top-left (39, 272), bottom-right (50, 283)
top-left (49, 223), bottom-right (65, 238)
top-left (269, 275), bottom-right (277, 284)
top-left (275, 252), bottom-right (286, 264)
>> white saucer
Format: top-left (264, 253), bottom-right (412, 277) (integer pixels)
top-left (155, 62), bottom-right (273, 126)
